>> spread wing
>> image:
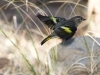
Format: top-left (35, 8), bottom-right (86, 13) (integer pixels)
top-left (36, 14), bottom-right (66, 30)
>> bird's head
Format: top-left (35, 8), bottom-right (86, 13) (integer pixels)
top-left (71, 16), bottom-right (86, 27)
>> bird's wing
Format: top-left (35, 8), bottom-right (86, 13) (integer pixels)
top-left (55, 19), bottom-right (77, 30)
top-left (55, 22), bottom-right (77, 33)
top-left (36, 14), bottom-right (66, 29)
top-left (60, 26), bottom-right (72, 33)
top-left (60, 25), bottom-right (77, 34)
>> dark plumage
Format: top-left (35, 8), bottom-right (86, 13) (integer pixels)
top-left (36, 14), bottom-right (86, 45)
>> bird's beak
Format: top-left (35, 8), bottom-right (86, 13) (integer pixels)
top-left (83, 18), bottom-right (86, 20)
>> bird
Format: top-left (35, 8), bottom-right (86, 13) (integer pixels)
top-left (36, 14), bottom-right (86, 45)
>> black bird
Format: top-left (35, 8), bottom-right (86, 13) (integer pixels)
top-left (36, 14), bottom-right (86, 45)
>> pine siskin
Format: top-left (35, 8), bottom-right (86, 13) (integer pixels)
top-left (36, 14), bottom-right (86, 45)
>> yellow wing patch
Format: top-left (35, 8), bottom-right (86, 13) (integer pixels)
top-left (50, 16), bottom-right (57, 23)
top-left (41, 37), bottom-right (51, 45)
top-left (46, 37), bottom-right (51, 41)
top-left (61, 26), bottom-right (72, 33)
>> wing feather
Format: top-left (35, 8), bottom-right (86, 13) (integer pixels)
top-left (36, 14), bottom-right (66, 29)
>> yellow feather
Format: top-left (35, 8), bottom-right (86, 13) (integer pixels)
top-left (50, 16), bottom-right (57, 23)
top-left (46, 37), bottom-right (51, 41)
top-left (61, 26), bottom-right (72, 33)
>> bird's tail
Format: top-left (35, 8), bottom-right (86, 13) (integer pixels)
top-left (36, 13), bottom-right (48, 21)
top-left (41, 35), bottom-right (53, 45)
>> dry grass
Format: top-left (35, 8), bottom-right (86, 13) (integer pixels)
top-left (0, 0), bottom-right (100, 75)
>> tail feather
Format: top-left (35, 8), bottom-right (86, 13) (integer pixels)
top-left (36, 14), bottom-right (43, 19)
top-left (41, 36), bottom-right (51, 45)
top-left (36, 13), bottom-right (48, 21)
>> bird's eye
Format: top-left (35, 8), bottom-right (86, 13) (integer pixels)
top-left (81, 17), bottom-right (86, 21)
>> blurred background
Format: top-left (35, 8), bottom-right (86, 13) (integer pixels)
top-left (0, 0), bottom-right (100, 75)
